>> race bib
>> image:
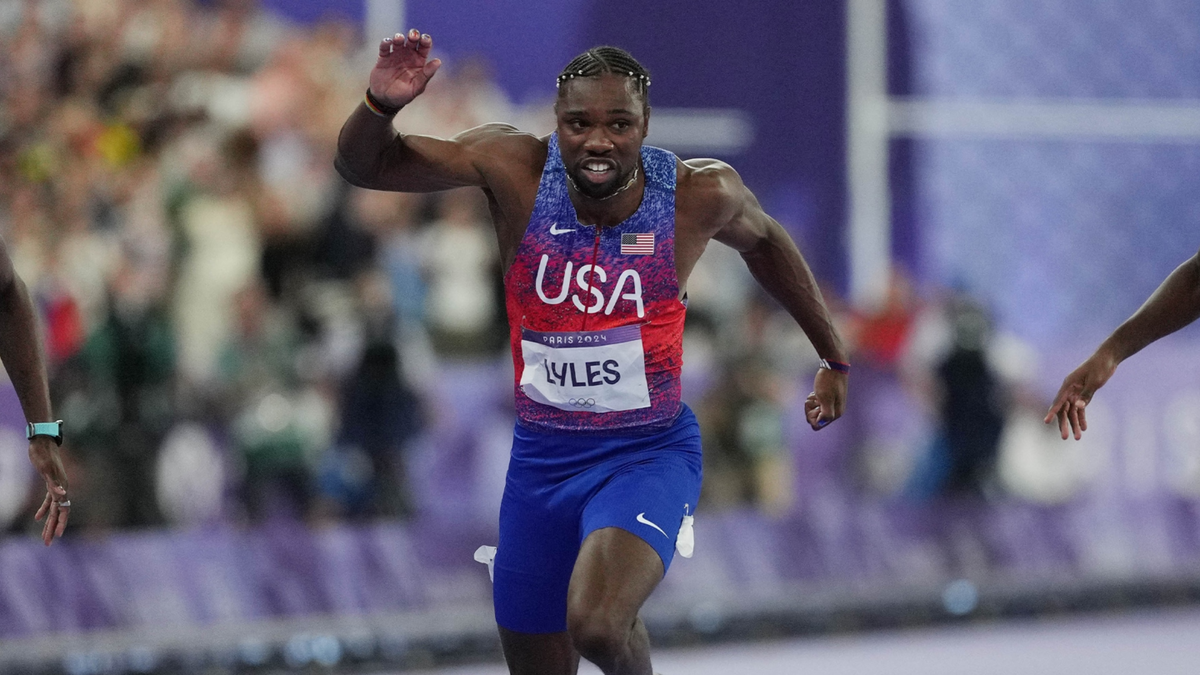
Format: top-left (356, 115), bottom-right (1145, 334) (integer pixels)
top-left (520, 325), bottom-right (650, 413)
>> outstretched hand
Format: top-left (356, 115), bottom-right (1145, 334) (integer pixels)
top-left (369, 29), bottom-right (443, 109)
top-left (805, 368), bottom-right (847, 431)
top-left (1044, 350), bottom-right (1118, 440)
top-left (29, 437), bottom-right (69, 546)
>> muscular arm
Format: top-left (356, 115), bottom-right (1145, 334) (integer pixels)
top-left (334, 109), bottom-right (512, 193)
top-left (1045, 248), bottom-right (1200, 440)
top-left (0, 238), bottom-right (69, 543)
top-left (334, 29), bottom-right (541, 195)
top-left (683, 161), bottom-right (848, 429)
top-left (334, 31), bottom-right (545, 270)
top-left (704, 168), bottom-right (847, 363)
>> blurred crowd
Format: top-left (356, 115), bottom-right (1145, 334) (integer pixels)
top-left (0, 0), bottom-right (1044, 540)
top-left (0, 0), bottom-right (521, 533)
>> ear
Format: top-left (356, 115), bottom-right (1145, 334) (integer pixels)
top-left (642, 105), bottom-right (651, 137)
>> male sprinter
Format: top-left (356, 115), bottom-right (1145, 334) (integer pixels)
top-left (1046, 247), bottom-right (1200, 440)
top-left (336, 30), bottom-right (849, 675)
top-left (0, 236), bottom-right (70, 545)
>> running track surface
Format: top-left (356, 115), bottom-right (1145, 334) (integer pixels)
top-left (402, 608), bottom-right (1200, 675)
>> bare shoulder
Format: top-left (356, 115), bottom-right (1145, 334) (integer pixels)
top-left (678, 157), bottom-right (743, 193)
top-left (452, 124), bottom-right (547, 170)
top-left (676, 158), bottom-right (746, 229)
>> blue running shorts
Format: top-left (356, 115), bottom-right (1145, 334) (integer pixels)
top-left (492, 404), bottom-right (702, 634)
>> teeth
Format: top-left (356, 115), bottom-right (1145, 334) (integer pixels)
top-left (585, 162), bottom-right (611, 171)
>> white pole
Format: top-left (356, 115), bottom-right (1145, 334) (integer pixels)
top-left (845, 0), bottom-right (891, 310)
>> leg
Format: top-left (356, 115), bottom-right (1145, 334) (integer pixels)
top-left (493, 444), bottom-right (585, 674)
top-left (566, 527), bottom-right (663, 675)
top-left (499, 627), bottom-right (580, 675)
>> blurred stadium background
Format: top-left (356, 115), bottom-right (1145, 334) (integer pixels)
top-left (2, 0), bottom-right (1200, 672)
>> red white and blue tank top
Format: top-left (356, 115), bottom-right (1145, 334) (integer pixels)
top-left (504, 133), bottom-right (686, 434)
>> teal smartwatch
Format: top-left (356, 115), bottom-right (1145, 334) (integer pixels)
top-left (27, 421), bottom-right (63, 446)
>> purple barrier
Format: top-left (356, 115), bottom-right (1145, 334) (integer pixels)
top-left (2, 352), bottom-right (1199, 640)
top-left (0, 521), bottom-right (495, 639)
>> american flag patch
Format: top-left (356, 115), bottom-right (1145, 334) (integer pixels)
top-left (620, 233), bottom-right (655, 255)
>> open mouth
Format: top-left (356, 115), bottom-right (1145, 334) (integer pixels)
top-left (579, 159), bottom-right (617, 184)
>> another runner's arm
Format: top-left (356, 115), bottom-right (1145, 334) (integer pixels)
top-left (704, 164), bottom-right (848, 364)
top-left (0, 237), bottom-right (69, 544)
top-left (1045, 247), bottom-right (1200, 439)
top-left (0, 238), bottom-right (52, 426)
top-left (1096, 248), bottom-right (1200, 363)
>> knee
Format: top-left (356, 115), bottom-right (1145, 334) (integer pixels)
top-left (566, 607), bottom-right (629, 665)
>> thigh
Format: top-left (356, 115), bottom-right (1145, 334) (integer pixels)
top-left (499, 627), bottom-right (580, 675)
top-left (567, 526), bottom-right (664, 627)
top-left (494, 435), bottom-right (596, 634)
top-left (494, 483), bottom-right (581, 634)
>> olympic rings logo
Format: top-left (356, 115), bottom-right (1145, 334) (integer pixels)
top-left (568, 398), bottom-right (597, 408)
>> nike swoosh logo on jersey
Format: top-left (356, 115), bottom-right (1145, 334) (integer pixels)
top-left (549, 222), bottom-right (576, 235)
top-left (637, 512), bottom-right (669, 538)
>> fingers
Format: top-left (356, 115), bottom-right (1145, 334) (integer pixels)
top-left (42, 500), bottom-right (57, 545)
top-left (1045, 376), bottom-right (1087, 439)
top-left (41, 498), bottom-right (70, 545)
top-left (401, 28), bottom-right (422, 55)
top-left (1067, 399), bottom-right (1089, 440)
top-left (55, 502), bottom-right (70, 540)
top-left (1043, 392), bottom-right (1066, 424)
top-left (34, 484), bottom-right (65, 521)
top-left (423, 57), bottom-right (443, 80)
top-left (805, 392), bottom-right (833, 431)
top-left (34, 483), bottom-right (69, 545)
top-left (1050, 397), bottom-right (1090, 441)
top-left (35, 492), bottom-right (51, 521)
top-left (379, 29), bottom-right (429, 59)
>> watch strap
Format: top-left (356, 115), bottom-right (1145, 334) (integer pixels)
top-left (27, 421), bottom-right (63, 445)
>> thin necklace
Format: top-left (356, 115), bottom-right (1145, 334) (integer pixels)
top-left (567, 165), bottom-right (639, 202)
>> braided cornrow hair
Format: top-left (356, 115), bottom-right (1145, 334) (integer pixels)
top-left (556, 46), bottom-right (651, 106)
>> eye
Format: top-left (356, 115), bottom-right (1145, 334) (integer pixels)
top-left (612, 120), bottom-right (631, 131)
top-left (567, 118), bottom-right (587, 131)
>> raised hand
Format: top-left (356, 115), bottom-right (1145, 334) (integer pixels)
top-left (805, 368), bottom-right (847, 431)
top-left (1043, 349), bottom-right (1118, 440)
top-left (369, 29), bottom-right (443, 109)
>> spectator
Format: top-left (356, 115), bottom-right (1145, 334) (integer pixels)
top-left (320, 271), bottom-right (424, 519)
top-left (421, 189), bottom-right (504, 359)
top-left (905, 293), bottom-right (1008, 498)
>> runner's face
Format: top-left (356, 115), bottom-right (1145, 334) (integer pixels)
top-left (555, 74), bottom-right (648, 200)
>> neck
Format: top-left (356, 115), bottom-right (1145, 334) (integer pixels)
top-left (569, 165), bottom-right (644, 228)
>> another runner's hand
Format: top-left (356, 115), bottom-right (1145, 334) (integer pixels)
top-left (1043, 349), bottom-right (1118, 440)
top-left (369, 29), bottom-right (442, 109)
top-left (805, 367), bottom-right (847, 431)
top-left (29, 437), bottom-right (69, 546)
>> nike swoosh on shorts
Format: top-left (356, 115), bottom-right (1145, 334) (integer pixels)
top-left (636, 512), bottom-right (669, 538)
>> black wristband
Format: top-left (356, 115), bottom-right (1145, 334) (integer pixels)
top-left (364, 88), bottom-right (402, 117)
